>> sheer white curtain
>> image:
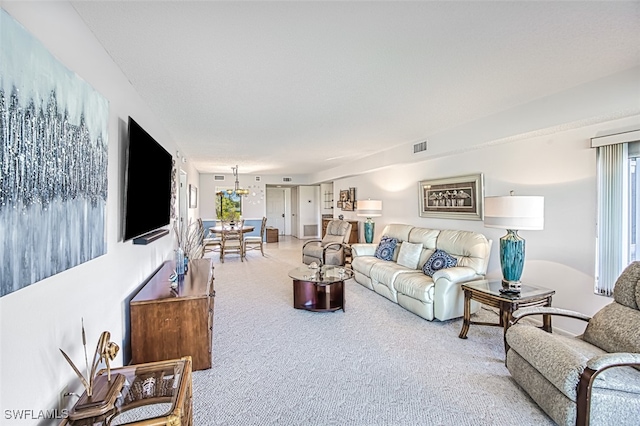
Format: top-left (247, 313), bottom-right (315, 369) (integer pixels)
top-left (595, 143), bottom-right (627, 296)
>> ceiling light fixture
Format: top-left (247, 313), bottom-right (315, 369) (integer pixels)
top-left (216, 165), bottom-right (249, 197)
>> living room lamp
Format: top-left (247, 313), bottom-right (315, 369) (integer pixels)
top-left (356, 199), bottom-right (382, 243)
top-left (484, 192), bottom-right (544, 290)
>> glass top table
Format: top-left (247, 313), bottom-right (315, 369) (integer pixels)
top-left (458, 279), bottom-right (555, 349)
top-left (60, 357), bottom-right (192, 426)
top-left (462, 279), bottom-right (555, 301)
top-left (289, 265), bottom-right (353, 312)
top-left (288, 265), bottom-right (353, 285)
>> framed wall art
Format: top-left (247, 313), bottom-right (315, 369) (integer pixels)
top-left (0, 10), bottom-right (109, 297)
top-left (339, 188), bottom-right (356, 211)
top-left (418, 174), bottom-right (484, 220)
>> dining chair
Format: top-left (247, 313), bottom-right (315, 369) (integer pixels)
top-left (220, 219), bottom-right (244, 263)
top-left (244, 217), bottom-right (267, 256)
top-left (201, 219), bottom-right (221, 257)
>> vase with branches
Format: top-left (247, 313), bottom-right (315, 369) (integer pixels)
top-left (173, 219), bottom-right (205, 261)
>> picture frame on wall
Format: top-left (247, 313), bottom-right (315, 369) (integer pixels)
top-left (418, 173), bottom-right (484, 220)
top-left (338, 188), bottom-right (356, 211)
top-left (189, 184), bottom-right (198, 208)
top-left (343, 187), bottom-right (356, 211)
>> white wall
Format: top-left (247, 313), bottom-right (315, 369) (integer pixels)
top-left (199, 173), bottom-right (308, 221)
top-left (320, 182), bottom-right (334, 216)
top-left (0, 2), bottom-right (199, 419)
top-left (297, 186), bottom-right (321, 238)
top-left (333, 114), bottom-right (640, 335)
top-left (199, 173), bottom-right (267, 220)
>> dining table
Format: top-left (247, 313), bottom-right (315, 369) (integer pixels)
top-left (209, 224), bottom-right (256, 260)
top-left (209, 225), bottom-right (255, 235)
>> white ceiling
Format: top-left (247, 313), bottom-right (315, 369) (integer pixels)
top-left (71, 1), bottom-right (640, 176)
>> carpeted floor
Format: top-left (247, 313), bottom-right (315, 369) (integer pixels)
top-left (191, 237), bottom-right (553, 425)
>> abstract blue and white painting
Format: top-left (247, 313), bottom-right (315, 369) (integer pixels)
top-left (0, 9), bottom-right (109, 297)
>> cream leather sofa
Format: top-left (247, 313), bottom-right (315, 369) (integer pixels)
top-left (351, 224), bottom-right (491, 321)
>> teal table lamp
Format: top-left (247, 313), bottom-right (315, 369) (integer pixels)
top-left (356, 199), bottom-right (382, 243)
top-left (484, 193), bottom-right (544, 290)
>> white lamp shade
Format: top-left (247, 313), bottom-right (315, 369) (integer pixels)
top-left (484, 196), bottom-right (544, 230)
top-left (356, 199), bottom-right (382, 217)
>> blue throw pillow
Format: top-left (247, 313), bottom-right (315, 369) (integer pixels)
top-left (423, 249), bottom-right (458, 277)
top-left (375, 236), bottom-right (398, 261)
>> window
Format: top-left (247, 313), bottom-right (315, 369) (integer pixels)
top-left (594, 131), bottom-right (640, 296)
top-left (627, 143), bottom-right (640, 264)
top-left (216, 188), bottom-right (243, 221)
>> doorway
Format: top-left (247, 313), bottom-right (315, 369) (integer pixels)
top-left (266, 187), bottom-right (291, 236)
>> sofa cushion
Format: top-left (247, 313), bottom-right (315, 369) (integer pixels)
top-left (423, 249), bottom-right (457, 277)
top-left (326, 220), bottom-right (350, 237)
top-left (394, 272), bottom-right (434, 302)
top-left (397, 242), bottom-right (422, 269)
top-left (612, 261), bottom-right (640, 310)
top-left (436, 229), bottom-right (490, 275)
top-left (375, 236), bottom-right (397, 261)
top-left (583, 302), bottom-right (640, 354)
top-left (322, 234), bottom-right (345, 245)
top-left (351, 255), bottom-right (379, 276)
top-left (370, 262), bottom-right (415, 293)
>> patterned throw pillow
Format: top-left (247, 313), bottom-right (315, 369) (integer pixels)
top-left (374, 236), bottom-right (398, 261)
top-left (422, 249), bottom-right (458, 277)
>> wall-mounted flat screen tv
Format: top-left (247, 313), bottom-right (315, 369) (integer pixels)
top-left (123, 117), bottom-right (172, 242)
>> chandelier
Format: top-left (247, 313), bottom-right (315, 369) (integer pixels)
top-left (216, 165), bottom-right (249, 197)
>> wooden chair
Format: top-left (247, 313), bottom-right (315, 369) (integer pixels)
top-left (244, 217), bottom-right (267, 256)
top-left (220, 220), bottom-right (244, 263)
top-left (200, 219), bottom-right (221, 256)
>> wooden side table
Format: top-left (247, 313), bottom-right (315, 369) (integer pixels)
top-left (458, 280), bottom-right (555, 350)
top-left (60, 357), bottom-right (193, 426)
top-left (266, 227), bottom-right (279, 243)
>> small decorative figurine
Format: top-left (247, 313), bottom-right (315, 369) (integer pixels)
top-left (59, 319), bottom-right (120, 397)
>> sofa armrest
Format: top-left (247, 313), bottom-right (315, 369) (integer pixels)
top-left (303, 239), bottom-right (322, 250)
top-left (512, 306), bottom-right (591, 325)
top-left (351, 243), bottom-right (377, 257)
top-left (323, 242), bottom-right (345, 252)
top-left (577, 352), bottom-right (640, 425)
top-left (432, 267), bottom-right (483, 321)
top-left (432, 266), bottom-right (480, 283)
top-left (587, 352), bottom-right (640, 371)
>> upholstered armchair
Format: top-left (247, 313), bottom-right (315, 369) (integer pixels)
top-left (505, 261), bottom-right (640, 426)
top-left (302, 220), bottom-right (352, 266)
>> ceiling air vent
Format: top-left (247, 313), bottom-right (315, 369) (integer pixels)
top-left (283, 177), bottom-right (292, 182)
top-left (255, 176), bottom-right (261, 182)
top-left (413, 141), bottom-right (427, 154)
top-left (214, 175), bottom-right (225, 181)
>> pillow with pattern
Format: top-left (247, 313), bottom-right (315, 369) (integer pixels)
top-left (422, 249), bottom-right (458, 277)
top-left (374, 236), bottom-right (398, 261)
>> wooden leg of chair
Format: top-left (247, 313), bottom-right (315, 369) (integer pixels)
top-left (576, 367), bottom-right (595, 426)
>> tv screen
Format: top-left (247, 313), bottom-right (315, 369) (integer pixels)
top-left (123, 117), bottom-right (172, 241)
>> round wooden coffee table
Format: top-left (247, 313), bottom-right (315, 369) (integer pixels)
top-left (289, 265), bottom-right (353, 312)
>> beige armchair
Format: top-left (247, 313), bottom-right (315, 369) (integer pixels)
top-left (505, 261), bottom-right (640, 426)
top-left (302, 220), bottom-right (352, 266)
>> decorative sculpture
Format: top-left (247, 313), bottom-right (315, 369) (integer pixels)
top-left (59, 319), bottom-right (120, 397)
